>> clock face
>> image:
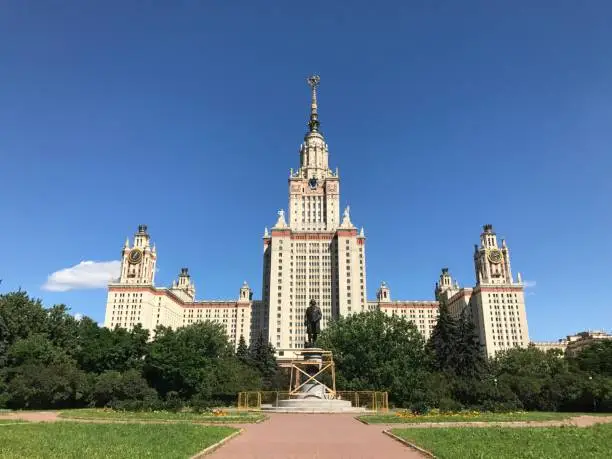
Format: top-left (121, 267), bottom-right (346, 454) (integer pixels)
top-left (128, 249), bottom-right (143, 264)
top-left (308, 178), bottom-right (318, 190)
top-left (488, 248), bottom-right (502, 264)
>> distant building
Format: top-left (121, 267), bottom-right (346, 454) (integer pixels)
top-left (531, 340), bottom-right (568, 354)
top-left (103, 77), bottom-right (532, 358)
top-left (565, 330), bottom-right (612, 356)
top-left (531, 330), bottom-right (612, 356)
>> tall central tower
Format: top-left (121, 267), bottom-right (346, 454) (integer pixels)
top-left (289, 75), bottom-right (340, 231)
top-left (261, 76), bottom-right (367, 354)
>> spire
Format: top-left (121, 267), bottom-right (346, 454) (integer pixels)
top-left (307, 75), bottom-right (321, 133)
top-left (124, 237), bottom-right (129, 248)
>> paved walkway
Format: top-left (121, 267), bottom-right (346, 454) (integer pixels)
top-left (209, 413), bottom-right (424, 459)
top-left (0, 411), bottom-right (59, 423)
top-left (2, 411), bottom-right (612, 458)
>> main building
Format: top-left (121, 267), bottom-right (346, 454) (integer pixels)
top-left (104, 77), bottom-right (530, 357)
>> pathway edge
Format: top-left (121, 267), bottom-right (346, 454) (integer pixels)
top-left (382, 429), bottom-right (436, 458)
top-left (190, 428), bottom-right (243, 458)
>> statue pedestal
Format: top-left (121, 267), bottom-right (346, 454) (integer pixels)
top-left (301, 347), bottom-right (324, 364)
top-left (270, 348), bottom-right (364, 413)
top-left (274, 398), bottom-right (356, 412)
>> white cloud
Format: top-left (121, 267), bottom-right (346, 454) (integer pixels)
top-left (42, 260), bottom-right (121, 292)
top-left (74, 313), bottom-right (83, 321)
top-left (523, 280), bottom-right (537, 288)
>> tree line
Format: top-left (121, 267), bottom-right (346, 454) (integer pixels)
top-left (1, 291), bottom-right (610, 412)
top-left (319, 303), bottom-right (612, 413)
top-left (0, 291), bottom-right (277, 410)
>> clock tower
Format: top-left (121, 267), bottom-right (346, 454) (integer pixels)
top-left (119, 224), bottom-right (157, 285)
top-left (474, 224), bottom-right (513, 285)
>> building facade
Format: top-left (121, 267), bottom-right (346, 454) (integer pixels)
top-left (532, 330), bottom-right (612, 356)
top-left (104, 225), bottom-right (257, 349)
top-left (369, 282), bottom-right (439, 341)
top-left (435, 225), bottom-right (530, 357)
top-left (103, 77), bottom-right (531, 357)
top-left (531, 340), bottom-right (568, 354)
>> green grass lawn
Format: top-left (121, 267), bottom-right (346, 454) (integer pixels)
top-left (0, 422), bottom-right (237, 458)
top-left (58, 408), bottom-right (265, 423)
top-left (391, 424), bottom-right (612, 459)
top-left (360, 411), bottom-right (586, 424)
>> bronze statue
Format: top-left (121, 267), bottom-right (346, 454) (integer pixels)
top-left (304, 299), bottom-right (322, 347)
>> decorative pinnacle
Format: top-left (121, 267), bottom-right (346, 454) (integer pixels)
top-left (307, 75), bottom-right (321, 133)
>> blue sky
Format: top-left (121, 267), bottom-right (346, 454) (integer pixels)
top-left (0, 1), bottom-right (610, 341)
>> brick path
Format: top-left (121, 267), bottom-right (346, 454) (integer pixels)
top-left (209, 413), bottom-right (424, 459)
top-left (2, 411), bottom-right (612, 458)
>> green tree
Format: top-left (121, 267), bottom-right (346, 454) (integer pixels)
top-left (248, 332), bottom-right (279, 388)
top-left (236, 335), bottom-right (249, 363)
top-left (0, 291), bottom-right (48, 345)
top-left (144, 322), bottom-right (234, 399)
top-left (209, 357), bottom-right (263, 404)
top-left (7, 333), bottom-right (72, 367)
top-left (426, 302), bottom-right (459, 373)
top-left (5, 362), bottom-right (89, 409)
top-left (92, 369), bottom-right (157, 407)
top-left (0, 313), bottom-right (8, 367)
top-left (45, 304), bottom-right (80, 354)
top-left (455, 308), bottom-right (487, 378)
top-left (491, 347), bottom-right (570, 410)
top-left (75, 321), bottom-right (149, 373)
top-left (317, 310), bottom-right (429, 407)
top-left (571, 341), bottom-right (612, 377)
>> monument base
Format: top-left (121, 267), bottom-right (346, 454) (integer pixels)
top-left (263, 347), bottom-right (369, 412)
top-left (264, 398), bottom-right (365, 413)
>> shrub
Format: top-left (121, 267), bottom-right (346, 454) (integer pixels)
top-left (438, 397), bottom-right (463, 413)
top-left (190, 393), bottom-right (214, 413)
top-left (92, 370), bottom-right (157, 407)
top-left (409, 400), bottom-right (430, 415)
top-left (5, 363), bottom-right (90, 409)
top-left (164, 391), bottom-right (183, 413)
top-left (481, 399), bottom-right (523, 413)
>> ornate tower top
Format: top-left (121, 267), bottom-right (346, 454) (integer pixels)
top-left (377, 281), bottom-right (391, 302)
top-left (172, 266), bottom-right (195, 300)
top-left (307, 75), bottom-right (321, 134)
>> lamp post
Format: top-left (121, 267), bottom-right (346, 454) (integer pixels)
top-left (493, 377), bottom-right (498, 400)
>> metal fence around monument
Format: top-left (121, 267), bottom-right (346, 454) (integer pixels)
top-left (237, 391), bottom-right (388, 412)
